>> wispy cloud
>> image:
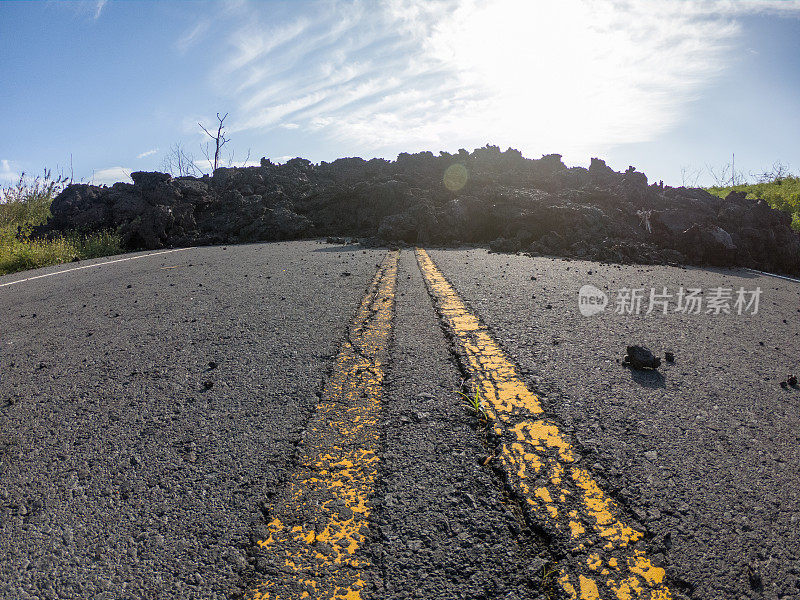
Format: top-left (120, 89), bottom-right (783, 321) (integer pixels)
top-left (92, 166), bottom-right (132, 186)
top-left (137, 148), bottom-right (159, 159)
top-left (683, 0), bottom-right (800, 16)
top-left (224, 17), bottom-right (310, 75)
top-left (94, 0), bottom-right (107, 20)
top-left (200, 0), bottom-right (800, 160)
top-left (176, 20), bottom-right (211, 53)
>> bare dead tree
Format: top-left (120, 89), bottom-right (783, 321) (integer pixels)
top-left (706, 162), bottom-right (730, 187)
top-left (162, 142), bottom-right (202, 177)
top-left (773, 161), bottom-right (791, 181)
top-left (730, 153), bottom-right (745, 186)
top-left (680, 165), bottom-right (702, 188)
top-left (199, 112), bottom-right (230, 173)
top-left (706, 155), bottom-right (747, 187)
top-left (753, 161), bottom-right (792, 184)
top-left (64, 153), bottom-right (74, 184)
top-left (226, 147), bottom-right (252, 168)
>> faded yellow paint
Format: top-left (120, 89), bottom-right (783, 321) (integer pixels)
top-left (535, 487), bottom-right (558, 519)
top-left (415, 249), bottom-right (672, 600)
top-left (572, 468), bottom-right (644, 548)
top-left (536, 487), bottom-right (553, 503)
top-left (579, 575), bottom-right (601, 600)
top-left (560, 573), bottom-right (578, 600)
top-left (248, 251), bottom-right (399, 600)
top-left (569, 518), bottom-right (586, 539)
top-left (587, 553), bottom-right (602, 571)
top-left (609, 575), bottom-right (646, 600)
top-left (630, 551), bottom-right (667, 586)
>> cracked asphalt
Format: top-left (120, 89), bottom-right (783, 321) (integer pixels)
top-left (1, 240), bottom-right (799, 599)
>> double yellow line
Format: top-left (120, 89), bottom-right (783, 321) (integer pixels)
top-left (249, 248), bottom-right (673, 600)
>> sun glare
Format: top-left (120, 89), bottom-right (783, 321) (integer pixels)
top-left (424, 0), bottom-right (697, 158)
top-left (215, 0), bottom-right (741, 164)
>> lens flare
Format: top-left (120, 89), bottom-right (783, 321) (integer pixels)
top-left (443, 163), bottom-right (468, 192)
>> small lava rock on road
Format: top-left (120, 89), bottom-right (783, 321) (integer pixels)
top-left (623, 345), bottom-right (662, 370)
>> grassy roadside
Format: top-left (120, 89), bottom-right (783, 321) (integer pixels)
top-left (706, 175), bottom-right (800, 232)
top-left (0, 172), bottom-right (123, 276)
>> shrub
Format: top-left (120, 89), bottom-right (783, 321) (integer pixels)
top-left (0, 170), bottom-right (66, 228)
top-left (0, 171), bottom-right (123, 276)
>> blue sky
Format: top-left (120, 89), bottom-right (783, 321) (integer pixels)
top-left (1, 0), bottom-right (799, 187)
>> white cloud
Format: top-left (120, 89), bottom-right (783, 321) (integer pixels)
top-left (229, 158), bottom-right (261, 168)
top-left (203, 0), bottom-right (800, 159)
top-left (0, 159), bottom-right (20, 184)
top-left (137, 148), bottom-right (159, 159)
top-left (191, 159), bottom-right (211, 175)
top-left (92, 167), bottom-right (132, 186)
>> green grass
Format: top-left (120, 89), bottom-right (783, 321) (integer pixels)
top-left (0, 171), bottom-right (123, 276)
top-left (706, 175), bottom-right (800, 232)
top-left (458, 387), bottom-right (491, 423)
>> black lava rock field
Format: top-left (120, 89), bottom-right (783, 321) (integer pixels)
top-left (37, 146), bottom-right (800, 274)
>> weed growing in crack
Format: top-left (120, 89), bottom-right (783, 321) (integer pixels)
top-left (457, 387), bottom-right (490, 424)
top-left (541, 564), bottom-right (560, 599)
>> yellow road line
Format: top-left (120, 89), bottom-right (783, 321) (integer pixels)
top-left (248, 250), bottom-right (399, 600)
top-left (415, 248), bottom-right (672, 600)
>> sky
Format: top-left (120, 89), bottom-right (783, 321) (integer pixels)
top-left (1, 0), bottom-right (799, 187)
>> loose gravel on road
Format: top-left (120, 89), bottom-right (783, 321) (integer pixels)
top-left (2, 241), bottom-right (799, 600)
top-left (365, 250), bottom-right (549, 600)
top-left (430, 247), bottom-right (800, 600)
top-left (0, 241), bottom-right (385, 600)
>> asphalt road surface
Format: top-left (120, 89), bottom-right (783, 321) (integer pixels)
top-left (1, 240), bottom-right (798, 600)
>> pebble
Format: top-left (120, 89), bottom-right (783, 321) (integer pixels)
top-left (226, 550), bottom-right (248, 572)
